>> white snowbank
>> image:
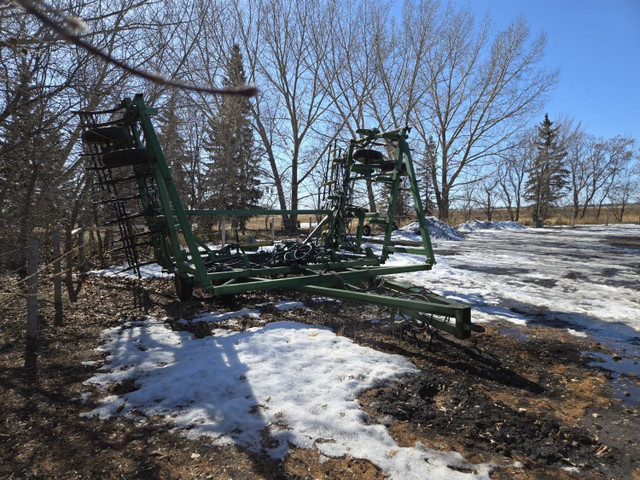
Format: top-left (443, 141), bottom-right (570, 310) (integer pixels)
top-left (399, 217), bottom-right (465, 241)
top-left (90, 263), bottom-right (171, 279)
top-left (456, 220), bottom-right (527, 232)
top-left (83, 318), bottom-right (492, 480)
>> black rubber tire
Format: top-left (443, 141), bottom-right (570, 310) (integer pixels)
top-left (102, 148), bottom-right (150, 168)
top-left (353, 149), bottom-right (383, 163)
top-left (83, 126), bottom-right (130, 144)
top-left (175, 274), bottom-right (194, 302)
top-left (380, 162), bottom-right (408, 173)
top-left (362, 224), bottom-right (372, 236)
top-left (380, 161), bottom-right (396, 171)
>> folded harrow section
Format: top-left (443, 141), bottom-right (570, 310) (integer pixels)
top-left (78, 95), bottom-right (473, 339)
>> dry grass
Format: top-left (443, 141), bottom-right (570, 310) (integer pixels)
top-left (448, 204), bottom-right (640, 227)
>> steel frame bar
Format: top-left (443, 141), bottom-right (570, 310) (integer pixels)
top-left (79, 96), bottom-right (473, 339)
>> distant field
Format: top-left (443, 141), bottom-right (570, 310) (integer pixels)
top-left (443, 204), bottom-right (640, 227)
top-left (192, 204), bottom-right (640, 243)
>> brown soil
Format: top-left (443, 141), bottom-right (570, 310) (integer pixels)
top-left (1, 273), bottom-right (639, 479)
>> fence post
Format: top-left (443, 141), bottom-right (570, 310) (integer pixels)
top-left (78, 224), bottom-right (86, 271)
top-left (221, 218), bottom-right (226, 245)
top-left (53, 231), bottom-right (63, 326)
top-left (26, 238), bottom-right (38, 346)
top-left (104, 229), bottom-right (113, 251)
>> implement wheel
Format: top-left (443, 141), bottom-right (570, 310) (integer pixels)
top-left (82, 126), bottom-right (131, 144)
top-left (102, 147), bottom-right (150, 168)
top-left (175, 274), bottom-right (194, 302)
top-left (353, 149), bottom-right (383, 163)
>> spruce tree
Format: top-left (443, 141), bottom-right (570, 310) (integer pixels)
top-left (524, 114), bottom-right (568, 227)
top-left (204, 44), bottom-right (261, 234)
top-left (157, 94), bottom-right (196, 209)
top-left (416, 136), bottom-right (437, 217)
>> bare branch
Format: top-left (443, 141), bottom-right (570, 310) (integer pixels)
top-left (14, 0), bottom-right (258, 97)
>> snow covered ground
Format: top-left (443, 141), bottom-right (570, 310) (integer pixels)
top-left (387, 223), bottom-right (640, 335)
top-left (386, 222), bottom-right (640, 405)
top-left (84, 222), bottom-right (640, 478)
top-left (83, 316), bottom-right (493, 479)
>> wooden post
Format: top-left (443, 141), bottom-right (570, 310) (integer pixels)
top-left (270, 218), bottom-right (275, 242)
top-left (53, 231), bottom-right (63, 326)
top-left (221, 218), bottom-right (226, 245)
top-left (104, 229), bottom-right (112, 251)
top-left (78, 224), bottom-right (86, 271)
top-left (26, 238), bottom-right (38, 345)
top-left (65, 224), bottom-right (77, 303)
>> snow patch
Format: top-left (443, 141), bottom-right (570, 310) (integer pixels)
top-left (191, 309), bottom-right (260, 323)
top-left (273, 300), bottom-right (308, 311)
top-left (399, 217), bottom-right (465, 241)
top-left (456, 220), bottom-right (527, 232)
top-left (90, 263), bottom-right (171, 279)
top-left (567, 329), bottom-right (588, 338)
top-left (82, 318), bottom-right (492, 479)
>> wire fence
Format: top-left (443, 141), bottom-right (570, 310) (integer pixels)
top-left (0, 229), bottom-right (92, 349)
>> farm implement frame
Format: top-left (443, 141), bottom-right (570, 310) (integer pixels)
top-left (77, 94), bottom-right (472, 339)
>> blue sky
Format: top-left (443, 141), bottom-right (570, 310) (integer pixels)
top-left (466, 0), bottom-right (640, 140)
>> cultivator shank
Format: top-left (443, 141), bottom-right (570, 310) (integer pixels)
top-left (78, 94), bottom-right (472, 339)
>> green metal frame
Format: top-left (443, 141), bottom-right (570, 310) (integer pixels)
top-left (78, 94), bottom-right (472, 339)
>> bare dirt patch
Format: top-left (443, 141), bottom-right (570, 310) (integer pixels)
top-left (1, 274), bottom-right (639, 479)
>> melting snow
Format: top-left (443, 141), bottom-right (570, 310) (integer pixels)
top-left (90, 263), bottom-right (171, 279)
top-left (83, 319), bottom-right (493, 479)
top-left (85, 222), bottom-right (640, 475)
top-left (397, 217), bottom-right (465, 241)
top-left (456, 220), bottom-right (527, 232)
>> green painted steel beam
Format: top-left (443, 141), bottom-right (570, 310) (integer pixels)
top-left (209, 264), bottom-right (433, 295)
top-left (185, 209), bottom-right (330, 216)
top-left (291, 284), bottom-right (470, 340)
top-left (203, 258), bottom-right (382, 285)
top-left (291, 284), bottom-right (467, 317)
top-left (385, 246), bottom-right (432, 256)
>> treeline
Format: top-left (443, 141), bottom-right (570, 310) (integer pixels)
top-left (0, 0), bottom-right (637, 270)
top-left (463, 115), bottom-right (638, 226)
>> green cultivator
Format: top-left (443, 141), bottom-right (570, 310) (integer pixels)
top-left (78, 94), bottom-right (472, 339)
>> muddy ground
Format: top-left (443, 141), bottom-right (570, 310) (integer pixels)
top-left (1, 273), bottom-right (639, 479)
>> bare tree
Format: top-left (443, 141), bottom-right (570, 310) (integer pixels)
top-left (592, 136), bottom-right (636, 219)
top-left (419, 8), bottom-right (557, 221)
top-left (609, 156), bottom-right (638, 222)
top-left (233, 0), bottom-right (338, 230)
top-left (495, 130), bottom-right (535, 221)
top-left (476, 177), bottom-right (500, 221)
top-left (558, 117), bottom-right (587, 222)
top-left (566, 134), bottom-right (636, 220)
top-left (315, 0), bottom-right (385, 212)
top-left (1, 0), bottom-right (238, 273)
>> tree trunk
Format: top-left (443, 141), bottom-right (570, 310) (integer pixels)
top-left (367, 179), bottom-right (376, 213)
top-left (17, 170), bottom-right (38, 273)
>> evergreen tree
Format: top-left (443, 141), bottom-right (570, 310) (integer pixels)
top-left (524, 114), bottom-right (569, 227)
top-left (416, 136), bottom-right (437, 217)
top-left (157, 93), bottom-right (197, 209)
top-left (203, 44), bottom-right (261, 234)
